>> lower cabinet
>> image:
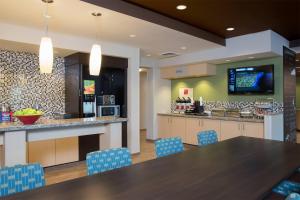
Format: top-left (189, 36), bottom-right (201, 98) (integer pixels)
top-left (28, 137), bottom-right (79, 167)
top-left (55, 137), bottom-right (79, 165)
top-left (158, 116), bottom-right (187, 142)
top-left (158, 115), bottom-right (265, 145)
top-left (170, 117), bottom-right (187, 143)
top-left (220, 121), bottom-right (264, 141)
top-left (28, 140), bottom-right (56, 167)
top-left (243, 122), bottom-right (264, 138)
top-left (186, 118), bottom-right (221, 145)
top-left (158, 115), bottom-right (172, 139)
top-left (220, 121), bottom-right (242, 141)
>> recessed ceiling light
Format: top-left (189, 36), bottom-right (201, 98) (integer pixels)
top-left (176, 5), bottom-right (187, 10)
top-left (180, 46), bottom-right (187, 50)
top-left (129, 34), bottom-right (136, 38)
top-left (226, 27), bottom-right (235, 31)
top-left (296, 59), bottom-right (299, 62)
top-left (139, 68), bottom-right (143, 72)
top-left (146, 54), bottom-right (151, 57)
top-left (248, 56), bottom-right (255, 59)
top-left (226, 59), bottom-right (231, 62)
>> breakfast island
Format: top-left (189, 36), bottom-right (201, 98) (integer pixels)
top-left (0, 117), bottom-right (127, 167)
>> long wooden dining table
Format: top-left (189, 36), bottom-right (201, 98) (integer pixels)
top-left (3, 137), bottom-right (300, 200)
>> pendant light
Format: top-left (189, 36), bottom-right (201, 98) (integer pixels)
top-left (39, 0), bottom-right (54, 74)
top-left (89, 12), bottom-right (102, 76)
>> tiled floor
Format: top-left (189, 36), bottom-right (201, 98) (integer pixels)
top-left (45, 131), bottom-right (195, 185)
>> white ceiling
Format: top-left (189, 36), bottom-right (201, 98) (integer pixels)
top-left (0, 0), bottom-right (222, 58)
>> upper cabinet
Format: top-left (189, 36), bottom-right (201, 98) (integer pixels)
top-left (160, 63), bottom-right (216, 79)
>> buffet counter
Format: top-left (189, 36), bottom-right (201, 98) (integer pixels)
top-left (158, 113), bottom-right (264, 123)
top-left (158, 113), bottom-right (283, 144)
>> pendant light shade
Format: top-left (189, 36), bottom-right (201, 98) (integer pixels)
top-left (89, 44), bottom-right (102, 76)
top-left (39, 37), bottom-right (53, 74)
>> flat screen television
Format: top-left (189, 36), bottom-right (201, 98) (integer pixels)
top-left (228, 64), bottom-right (274, 95)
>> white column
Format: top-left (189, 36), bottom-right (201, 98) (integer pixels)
top-left (4, 131), bottom-right (27, 167)
top-left (264, 114), bottom-right (284, 141)
top-left (100, 123), bottom-right (122, 150)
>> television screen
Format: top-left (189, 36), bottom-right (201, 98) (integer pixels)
top-left (228, 64), bottom-right (274, 94)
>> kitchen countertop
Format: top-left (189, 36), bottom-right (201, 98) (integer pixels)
top-left (0, 117), bottom-right (127, 132)
top-left (158, 113), bottom-right (264, 123)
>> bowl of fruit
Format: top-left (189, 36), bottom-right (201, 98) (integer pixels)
top-left (14, 108), bottom-right (43, 125)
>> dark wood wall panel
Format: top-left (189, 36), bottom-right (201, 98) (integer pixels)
top-left (283, 46), bottom-right (297, 142)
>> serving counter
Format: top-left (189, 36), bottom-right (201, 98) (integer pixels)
top-left (0, 117), bottom-right (127, 167)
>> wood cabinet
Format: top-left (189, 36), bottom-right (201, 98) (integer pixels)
top-left (243, 122), bottom-right (264, 138)
top-left (28, 140), bottom-right (56, 167)
top-left (170, 117), bottom-right (187, 142)
top-left (158, 115), bottom-right (172, 138)
top-left (158, 116), bottom-right (186, 142)
top-left (28, 137), bottom-right (79, 167)
top-left (55, 137), bottom-right (79, 165)
top-left (186, 118), bottom-right (201, 145)
top-left (202, 119), bottom-right (221, 140)
top-left (220, 121), bottom-right (242, 141)
top-left (158, 115), bottom-right (264, 145)
top-left (220, 121), bottom-right (264, 141)
top-left (186, 118), bottom-right (221, 145)
top-left (160, 63), bottom-right (216, 79)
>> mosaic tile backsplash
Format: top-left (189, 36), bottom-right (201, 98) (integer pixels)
top-left (171, 100), bottom-right (283, 113)
top-left (0, 49), bottom-right (65, 117)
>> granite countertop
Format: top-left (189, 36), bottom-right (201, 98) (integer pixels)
top-left (158, 113), bottom-right (264, 123)
top-left (0, 117), bottom-right (127, 132)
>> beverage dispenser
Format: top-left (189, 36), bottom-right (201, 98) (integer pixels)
top-left (83, 80), bottom-right (96, 118)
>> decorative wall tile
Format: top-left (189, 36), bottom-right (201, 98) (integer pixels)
top-left (0, 49), bottom-right (65, 118)
top-left (171, 100), bottom-right (283, 113)
top-left (203, 101), bottom-right (283, 113)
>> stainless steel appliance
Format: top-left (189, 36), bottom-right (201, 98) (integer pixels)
top-left (97, 95), bottom-right (115, 105)
top-left (97, 105), bottom-right (120, 117)
top-left (211, 108), bottom-right (226, 117)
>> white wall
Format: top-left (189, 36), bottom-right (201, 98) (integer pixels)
top-left (0, 22), bottom-right (141, 153)
top-left (140, 71), bottom-right (148, 130)
top-left (141, 57), bottom-right (171, 140)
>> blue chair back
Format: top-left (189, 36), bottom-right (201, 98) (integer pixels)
top-left (272, 180), bottom-right (300, 196)
top-left (0, 163), bottom-right (45, 197)
top-left (155, 137), bottom-right (184, 158)
top-left (197, 130), bottom-right (218, 146)
top-left (86, 148), bottom-right (132, 176)
top-left (286, 193), bottom-right (300, 200)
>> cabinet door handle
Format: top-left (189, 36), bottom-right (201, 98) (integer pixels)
top-left (243, 124), bottom-right (245, 131)
top-left (238, 124), bottom-right (240, 130)
top-left (198, 120), bottom-right (200, 127)
top-left (202, 120), bottom-right (204, 127)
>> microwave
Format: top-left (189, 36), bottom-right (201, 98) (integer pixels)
top-left (97, 105), bottom-right (120, 117)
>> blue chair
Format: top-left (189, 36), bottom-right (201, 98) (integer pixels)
top-left (197, 130), bottom-right (218, 146)
top-left (0, 163), bottom-right (45, 197)
top-left (272, 180), bottom-right (300, 197)
top-left (286, 193), bottom-right (300, 200)
top-left (86, 148), bottom-right (132, 176)
top-left (155, 137), bottom-right (184, 158)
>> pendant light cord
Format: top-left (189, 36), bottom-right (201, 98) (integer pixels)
top-left (92, 13), bottom-right (101, 43)
top-left (44, 2), bottom-right (49, 36)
